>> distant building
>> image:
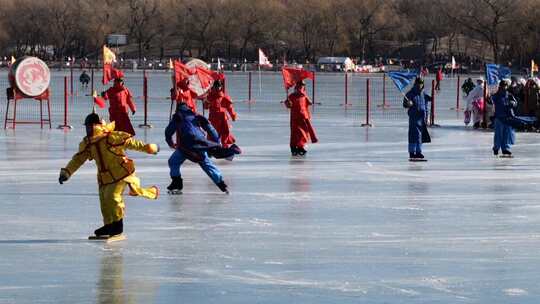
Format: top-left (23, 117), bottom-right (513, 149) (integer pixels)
top-left (317, 57), bottom-right (355, 72)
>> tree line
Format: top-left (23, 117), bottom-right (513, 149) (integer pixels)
top-left (0, 0), bottom-right (538, 66)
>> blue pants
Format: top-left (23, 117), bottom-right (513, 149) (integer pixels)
top-left (408, 115), bottom-right (424, 154)
top-left (168, 150), bottom-right (223, 185)
top-left (493, 118), bottom-right (515, 152)
top-left (408, 143), bottom-right (422, 154)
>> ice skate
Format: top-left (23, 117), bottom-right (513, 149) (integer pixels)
top-left (90, 220), bottom-right (125, 242)
top-left (409, 152), bottom-right (427, 162)
top-left (167, 176), bottom-right (183, 195)
top-left (94, 224), bottom-right (111, 237)
top-left (500, 150), bottom-right (513, 158)
top-left (217, 181), bottom-right (229, 194)
top-left (297, 147), bottom-right (307, 156)
top-left (291, 146), bottom-right (299, 156)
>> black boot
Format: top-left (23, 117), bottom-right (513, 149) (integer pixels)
top-left (297, 147), bottom-right (307, 156)
top-left (416, 153), bottom-right (424, 159)
top-left (94, 224), bottom-right (111, 236)
top-left (409, 152), bottom-right (416, 159)
top-left (167, 176), bottom-right (183, 191)
top-left (493, 149), bottom-right (499, 156)
top-left (291, 146), bottom-right (298, 156)
top-left (230, 144), bottom-right (242, 155)
top-left (108, 219), bottom-right (123, 236)
top-left (217, 181), bottom-right (229, 193)
top-left (502, 150), bottom-right (512, 156)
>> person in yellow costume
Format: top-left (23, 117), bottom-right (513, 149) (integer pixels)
top-left (58, 113), bottom-right (160, 237)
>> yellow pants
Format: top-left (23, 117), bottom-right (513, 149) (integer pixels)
top-left (98, 174), bottom-right (158, 224)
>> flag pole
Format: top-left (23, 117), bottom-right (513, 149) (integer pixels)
top-left (258, 64), bottom-right (262, 98)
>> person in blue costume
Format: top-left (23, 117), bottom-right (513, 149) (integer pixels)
top-left (491, 80), bottom-right (518, 156)
top-left (404, 78), bottom-right (432, 160)
top-left (165, 102), bottom-right (241, 193)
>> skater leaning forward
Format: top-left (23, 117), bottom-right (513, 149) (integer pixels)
top-left (404, 78), bottom-right (432, 160)
top-left (491, 80), bottom-right (518, 157)
top-left (165, 102), bottom-right (241, 194)
top-left (284, 81), bottom-right (318, 156)
top-left (58, 113), bottom-right (160, 237)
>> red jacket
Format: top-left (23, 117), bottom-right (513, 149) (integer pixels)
top-left (103, 84), bottom-right (136, 114)
top-left (285, 91), bottom-right (318, 147)
top-left (436, 70), bottom-right (443, 81)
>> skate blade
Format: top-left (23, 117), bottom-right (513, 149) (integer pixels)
top-left (409, 158), bottom-right (427, 162)
top-left (498, 155), bottom-right (514, 158)
top-left (88, 234), bottom-right (126, 243)
top-left (167, 190), bottom-right (183, 195)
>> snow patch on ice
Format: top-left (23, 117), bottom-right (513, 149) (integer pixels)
top-left (503, 288), bottom-right (528, 296)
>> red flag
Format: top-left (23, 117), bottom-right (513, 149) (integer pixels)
top-left (173, 59), bottom-right (195, 83)
top-left (195, 66), bottom-right (224, 89)
top-left (281, 67), bottom-right (314, 90)
top-left (92, 90), bottom-right (106, 109)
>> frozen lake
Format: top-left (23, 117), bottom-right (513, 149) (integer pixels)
top-left (1, 71), bottom-right (540, 303)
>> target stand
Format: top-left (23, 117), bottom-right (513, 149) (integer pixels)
top-left (4, 56), bottom-right (52, 129)
top-left (4, 88), bottom-right (51, 129)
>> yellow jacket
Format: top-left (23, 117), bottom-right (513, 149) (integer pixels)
top-left (62, 122), bottom-right (158, 186)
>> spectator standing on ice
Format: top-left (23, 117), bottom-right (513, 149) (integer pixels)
top-left (404, 78), bottom-right (432, 160)
top-left (461, 77), bottom-right (475, 96)
top-left (203, 80), bottom-right (238, 148)
top-left (435, 67), bottom-right (443, 91)
top-left (58, 113), bottom-right (159, 237)
top-left (79, 70), bottom-right (90, 90)
top-left (284, 81), bottom-right (318, 156)
top-left (101, 75), bottom-right (137, 135)
top-left (464, 78), bottom-right (485, 128)
top-left (492, 80), bottom-right (518, 156)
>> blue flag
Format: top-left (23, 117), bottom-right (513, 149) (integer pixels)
top-left (387, 71), bottom-right (418, 92)
top-left (485, 64), bottom-right (511, 86)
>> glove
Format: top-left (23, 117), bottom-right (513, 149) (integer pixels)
top-left (231, 114), bottom-right (237, 121)
top-left (146, 143), bottom-right (160, 154)
top-left (100, 91), bottom-right (106, 98)
top-left (132, 110), bottom-right (136, 115)
top-left (58, 168), bottom-right (70, 184)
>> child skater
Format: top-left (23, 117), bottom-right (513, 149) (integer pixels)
top-left (165, 101), bottom-right (241, 194)
top-left (284, 81), bottom-right (318, 156)
top-left (203, 80), bottom-right (238, 148)
top-left (58, 113), bottom-right (160, 238)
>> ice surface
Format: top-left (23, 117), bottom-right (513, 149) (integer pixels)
top-left (1, 71), bottom-right (540, 303)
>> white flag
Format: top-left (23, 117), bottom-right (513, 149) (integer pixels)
top-left (451, 56), bottom-right (456, 69)
top-left (258, 49), bottom-right (272, 67)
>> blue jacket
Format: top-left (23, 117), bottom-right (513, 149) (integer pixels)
top-left (165, 103), bottom-right (220, 153)
top-left (492, 91), bottom-right (517, 120)
top-left (405, 87), bottom-right (432, 119)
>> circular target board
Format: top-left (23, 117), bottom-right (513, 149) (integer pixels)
top-left (12, 57), bottom-right (51, 97)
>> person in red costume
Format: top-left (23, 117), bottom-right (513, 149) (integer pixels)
top-left (173, 78), bottom-right (199, 113)
top-left (435, 67), bottom-right (443, 91)
top-left (203, 80), bottom-right (238, 147)
top-left (101, 77), bottom-right (136, 135)
top-left (284, 81), bottom-right (318, 156)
